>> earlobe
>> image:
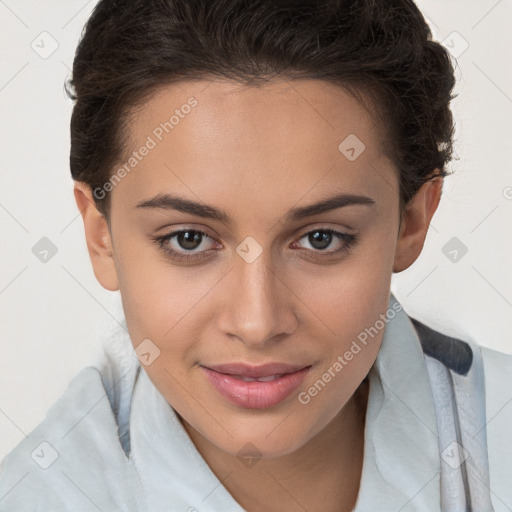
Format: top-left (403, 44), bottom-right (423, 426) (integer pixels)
top-left (73, 182), bottom-right (119, 291)
top-left (393, 174), bottom-right (443, 273)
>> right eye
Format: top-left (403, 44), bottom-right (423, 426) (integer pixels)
top-left (153, 229), bottom-right (221, 262)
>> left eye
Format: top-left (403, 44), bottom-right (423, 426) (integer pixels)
top-left (295, 229), bottom-right (351, 252)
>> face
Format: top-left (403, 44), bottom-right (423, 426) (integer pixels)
top-left (76, 78), bottom-right (441, 459)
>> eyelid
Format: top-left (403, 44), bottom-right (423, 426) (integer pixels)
top-left (153, 225), bottom-right (221, 245)
top-left (294, 223), bottom-right (355, 239)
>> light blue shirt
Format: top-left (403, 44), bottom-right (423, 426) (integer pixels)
top-left (1, 293), bottom-right (511, 511)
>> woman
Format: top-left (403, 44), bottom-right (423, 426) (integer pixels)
top-left (1, 0), bottom-right (510, 511)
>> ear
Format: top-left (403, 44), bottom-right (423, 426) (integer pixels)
top-left (73, 182), bottom-right (119, 291)
top-left (393, 174), bottom-right (443, 273)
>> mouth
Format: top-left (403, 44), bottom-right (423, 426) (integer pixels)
top-left (200, 362), bottom-right (312, 409)
top-left (227, 374), bottom-right (287, 382)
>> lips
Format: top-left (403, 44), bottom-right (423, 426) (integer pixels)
top-left (200, 362), bottom-right (312, 409)
top-left (204, 362), bottom-right (310, 378)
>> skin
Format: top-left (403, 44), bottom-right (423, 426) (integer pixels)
top-left (74, 78), bottom-right (442, 512)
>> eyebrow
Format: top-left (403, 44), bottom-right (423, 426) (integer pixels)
top-left (135, 192), bottom-right (376, 225)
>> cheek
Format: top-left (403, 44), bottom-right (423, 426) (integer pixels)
top-left (301, 274), bottom-right (390, 427)
top-left (310, 275), bottom-right (389, 377)
top-left (300, 234), bottom-right (394, 388)
top-left (306, 246), bottom-right (394, 336)
top-left (113, 236), bottom-right (178, 340)
top-left (118, 269), bottom-right (195, 343)
top-left (115, 244), bottom-right (222, 364)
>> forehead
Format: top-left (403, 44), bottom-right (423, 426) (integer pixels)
top-left (114, 78), bottom-right (396, 218)
top-left (128, 77), bottom-right (383, 153)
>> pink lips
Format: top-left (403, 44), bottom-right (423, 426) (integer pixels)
top-left (200, 362), bottom-right (311, 409)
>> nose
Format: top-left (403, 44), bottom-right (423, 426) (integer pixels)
top-left (217, 251), bottom-right (298, 348)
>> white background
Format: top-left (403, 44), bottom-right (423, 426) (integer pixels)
top-left (1, 0), bottom-right (511, 461)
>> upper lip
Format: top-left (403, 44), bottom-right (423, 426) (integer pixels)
top-left (202, 362), bottom-right (311, 378)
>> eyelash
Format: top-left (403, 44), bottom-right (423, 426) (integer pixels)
top-left (152, 227), bottom-right (358, 263)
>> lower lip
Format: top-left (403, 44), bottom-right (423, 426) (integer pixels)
top-left (200, 366), bottom-right (311, 409)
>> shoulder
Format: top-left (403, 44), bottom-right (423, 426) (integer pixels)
top-left (479, 344), bottom-right (512, 380)
top-left (0, 365), bottom-right (107, 471)
top-left (0, 365), bottom-right (140, 511)
top-left (478, 344), bottom-right (512, 426)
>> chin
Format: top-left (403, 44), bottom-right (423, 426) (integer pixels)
top-left (214, 419), bottom-right (313, 460)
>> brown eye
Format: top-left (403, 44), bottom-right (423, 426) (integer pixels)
top-left (294, 228), bottom-right (357, 256)
top-left (175, 230), bottom-right (204, 251)
top-left (153, 229), bottom-right (219, 262)
top-left (307, 230), bottom-right (334, 250)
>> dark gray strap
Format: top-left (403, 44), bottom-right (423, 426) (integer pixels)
top-left (411, 317), bottom-right (473, 376)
